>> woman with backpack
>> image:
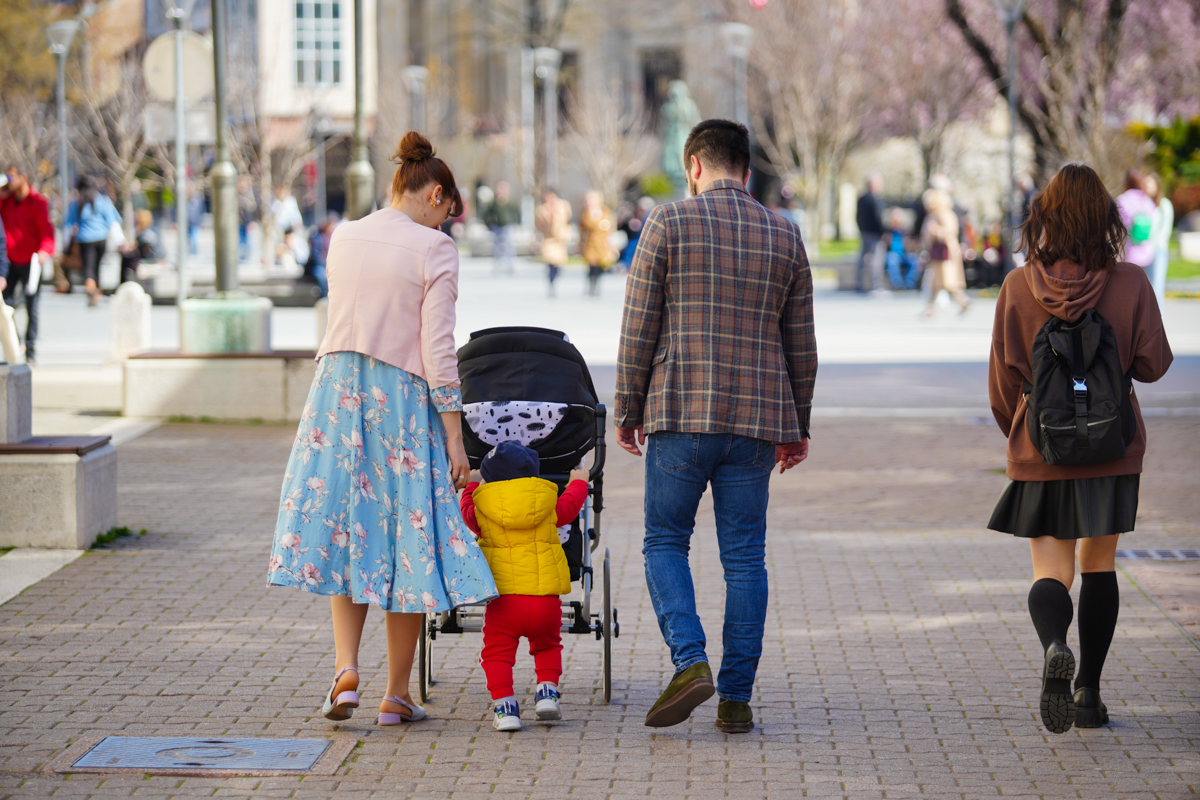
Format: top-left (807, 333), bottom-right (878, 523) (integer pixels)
top-left (1115, 169), bottom-right (1157, 271)
top-left (987, 163), bottom-right (1172, 735)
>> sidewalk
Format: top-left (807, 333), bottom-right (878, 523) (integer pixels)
top-left (0, 415), bottom-right (1196, 799)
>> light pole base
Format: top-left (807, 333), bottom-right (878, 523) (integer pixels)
top-left (345, 159), bottom-right (376, 222)
top-left (180, 296), bottom-right (273, 353)
top-left (210, 160), bottom-right (240, 292)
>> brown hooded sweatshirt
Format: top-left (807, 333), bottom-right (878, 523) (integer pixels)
top-left (989, 259), bottom-right (1173, 481)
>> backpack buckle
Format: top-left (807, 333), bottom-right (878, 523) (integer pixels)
top-left (1072, 378), bottom-right (1087, 397)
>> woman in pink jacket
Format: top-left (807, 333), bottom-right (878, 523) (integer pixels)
top-left (266, 132), bottom-right (497, 725)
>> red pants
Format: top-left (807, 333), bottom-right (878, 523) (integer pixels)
top-left (480, 594), bottom-right (563, 700)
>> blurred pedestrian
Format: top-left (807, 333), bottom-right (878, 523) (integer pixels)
top-left (482, 180), bottom-right (519, 274)
top-left (987, 163), bottom-right (1172, 734)
top-left (0, 166), bottom-right (55, 363)
top-left (1115, 170), bottom-right (1156, 270)
top-left (855, 174), bottom-right (885, 293)
top-left (186, 180), bottom-right (205, 256)
top-left (618, 197), bottom-right (655, 272)
top-left (304, 213), bottom-right (338, 298)
top-left (118, 209), bottom-right (164, 284)
top-left (535, 188), bottom-right (571, 297)
top-left (66, 175), bottom-right (122, 307)
top-left (884, 209), bottom-right (920, 290)
top-left (580, 191), bottom-right (614, 296)
top-left (1145, 175), bottom-right (1173, 304)
top-left (237, 175), bottom-right (256, 263)
top-left (272, 184), bottom-right (303, 234)
top-left (919, 188), bottom-right (970, 316)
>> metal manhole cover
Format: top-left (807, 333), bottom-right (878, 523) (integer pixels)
top-left (1116, 549), bottom-right (1200, 561)
top-left (71, 737), bottom-right (330, 772)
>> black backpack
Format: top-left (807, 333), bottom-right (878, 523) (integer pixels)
top-left (1024, 308), bottom-right (1135, 466)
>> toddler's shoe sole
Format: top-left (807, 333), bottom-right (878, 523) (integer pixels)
top-left (1039, 642), bottom-right (1076, 734)
top-left (493, 716), bottom-right (522, 732)
top-left (535, 700), bottom-right (561, 721)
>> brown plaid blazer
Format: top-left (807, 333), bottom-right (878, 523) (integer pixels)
top-left (616, 179), bottom-right (817, 443)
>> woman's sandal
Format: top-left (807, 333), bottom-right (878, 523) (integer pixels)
top-left (321, 666), bottom-right (360, 721)
top-left (377, 695), bottom-right (426, 726)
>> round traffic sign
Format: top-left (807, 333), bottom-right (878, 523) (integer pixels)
top-left (142, 31), bottom-right (214, 103)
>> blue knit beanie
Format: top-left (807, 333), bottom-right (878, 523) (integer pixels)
top-left (480, 440), bottom-right (541, 483)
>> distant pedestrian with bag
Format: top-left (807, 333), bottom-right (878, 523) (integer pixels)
top-left (535, 188), bottom-right (571, 297)
top-left (616, 120), bottom-right (816, 733)
top-left (920, 188), bottom-right (971, 316)
top-left (1144, 175), bottom-right (1173, 304)
top-left (66, 175), bottom-right (122, 307)
top-left (987, 163), bottom-right (1172, 734)
top-left (1114, 169), bottom-right (1157, 271)
top-left (580, 191), bottom-right (614, 296)
top-left (0, 166), bottom-right (56, 362)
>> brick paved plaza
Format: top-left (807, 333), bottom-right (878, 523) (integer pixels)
top-left (0, 414), bottom-right (1196, 799)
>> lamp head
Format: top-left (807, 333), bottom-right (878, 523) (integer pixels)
top-left (719, 22), bottom-right (754, 60)
top-left (45, 19), bottom-right (82, 55)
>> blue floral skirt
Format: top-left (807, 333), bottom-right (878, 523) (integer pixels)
top-left (267, 352), bottom-right (498, 612)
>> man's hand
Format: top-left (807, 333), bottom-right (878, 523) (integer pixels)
top-left (615, 425), bottom-right (646, 457)
top-left (775, 439), bottom-right (809, 473)
top-left (36, 251), bottom-right (51, 266)
top-left (0, 277), bottom-right (6, 293)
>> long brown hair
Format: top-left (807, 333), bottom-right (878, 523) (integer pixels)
top-left (1018, 163), bottom-right (1126, 272)
top-left (390, 131), bottom-right (463, 217)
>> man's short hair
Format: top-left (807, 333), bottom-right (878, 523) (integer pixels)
top-left (683, 119), bottom-right (750, 177)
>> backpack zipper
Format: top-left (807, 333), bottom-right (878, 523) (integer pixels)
top-left (1040, 414), bottom-right (1118, 433)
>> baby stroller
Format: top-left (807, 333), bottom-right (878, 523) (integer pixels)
top-left (417, 326), bottom-right (620, 702)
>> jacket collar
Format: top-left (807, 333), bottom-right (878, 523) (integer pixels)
top-left (699, 178), bottom-right (750, 196)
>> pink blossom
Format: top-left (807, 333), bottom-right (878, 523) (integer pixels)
top-left (409, 510), bottom-right (428, 530)
top-left (362, 587), bottom-right (382, 605)
top-left (339, 389), bottom-right (363, 411)
top-left (279, 532), bottom-right (301, 550)
top-left (268, 554), bottom-right (282, 573)
top-left (306, 477), bottom-right (325, 491)
top-left (400, 448), bottom-right (419, 475)
top-left (353, 472), bottom-right (375, 503)
top-left (354, 522), bottom-right (368, 541)
top-left (421, 591), bottom-right (437, 611)
top-left (281, 497), bottom-right (299, 513)
top-left (448, 534), bottom-right (468, 558)
top-left (331, 527), bottom-right (351, 548)
top-left (399, 550), bottom-right (414, 574)
top-left (385, 452), bottom-right (403, 476)
top-left (300, 563), bottom-right (322, 586)
top-left (307, 427), bottom-right (330, 451)
top-left (325, 410), bottom-right (339, 426)
top-left (371, 385), bottom-right (388, 405)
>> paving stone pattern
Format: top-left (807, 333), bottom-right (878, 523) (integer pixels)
top-left (0, 419), bottom-right (1197, 799)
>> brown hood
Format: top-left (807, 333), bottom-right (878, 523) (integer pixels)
top-left (1023, 259), bottom-right (1111, 322)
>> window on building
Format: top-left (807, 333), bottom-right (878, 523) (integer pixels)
top-left (642, 49), bottom-right (682, 130)
top-left (295, 1), bottom-right (342, 87)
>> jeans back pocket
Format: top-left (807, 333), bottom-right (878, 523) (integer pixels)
top-left (653, 432), bottom-right (699, 473)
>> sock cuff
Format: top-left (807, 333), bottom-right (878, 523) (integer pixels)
top-left (1080, 570), bottom-right (1118, 587)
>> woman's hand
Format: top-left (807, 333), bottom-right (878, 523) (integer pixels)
top-left (440, 410), bottom-right (471, 491)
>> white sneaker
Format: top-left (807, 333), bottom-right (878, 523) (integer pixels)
top-left (534, 683), bottom-right (561, 721)
top-left (492, 698), bottom-right (522, 731)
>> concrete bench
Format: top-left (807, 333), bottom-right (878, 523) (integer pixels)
top-left (124, 351), bottom-right (317, 422)
top-left (0, 435), bottom-right (117, 549)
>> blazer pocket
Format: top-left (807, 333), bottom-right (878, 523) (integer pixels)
top-left (650, 344), bottom-right (670, 366)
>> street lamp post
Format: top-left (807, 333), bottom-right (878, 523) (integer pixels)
top-left (210, 0), bottom-right (239, 293)
top-left (401, 65), bottom-right (429, 133)
top-left (533, 47), bottom-right (562, 191)
top-left (719, 23), bottom-right (753, 129)
top-left (46, 20), bottom-right (82, 238)
top-left (344, 0), bottom-right (375, 221)
top-left (520, 47), bottom-right (535, 227)
top-left (162, 0), bottom-right (196, 311)
top-left (991, 0), bottom-right (1027, 272)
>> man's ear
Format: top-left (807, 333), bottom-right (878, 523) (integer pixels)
top-left (690, 155), bottom-right (702, 180)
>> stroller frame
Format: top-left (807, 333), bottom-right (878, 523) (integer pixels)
top-left (418, 404), bottom-right (620, 703)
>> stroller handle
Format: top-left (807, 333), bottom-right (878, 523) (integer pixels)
top-left (540, 403), bottom-right (607, 485)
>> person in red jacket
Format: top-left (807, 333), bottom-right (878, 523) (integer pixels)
top-left (460, 441), bottom-right (589, 731)
top-left (0, 166), bottom-right (56, 364)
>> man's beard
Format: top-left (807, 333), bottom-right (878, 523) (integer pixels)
top-left (686, 174), bottom-right (697, 197)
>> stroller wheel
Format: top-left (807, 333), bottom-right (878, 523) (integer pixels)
top-left (418, 614), bottom-right (433, 703)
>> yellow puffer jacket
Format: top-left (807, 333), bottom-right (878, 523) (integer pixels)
top-left (472, 477), bottom-right (571, 596)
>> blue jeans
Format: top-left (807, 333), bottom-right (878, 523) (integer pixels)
top-left (643, 431), bottom-right (774, 703)
top-left (1150, 246), bottom-right (1168, 304)
top-left (886, 250), bottom-right (920, 289)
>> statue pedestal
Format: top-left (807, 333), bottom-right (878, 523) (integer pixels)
top-left (180, 296), bottom-right (273, 353)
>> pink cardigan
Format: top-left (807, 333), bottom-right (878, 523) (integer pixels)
top-left (317, 208), bottom-right (461, 390)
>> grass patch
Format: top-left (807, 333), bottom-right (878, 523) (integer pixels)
top-left (0, 547), bottom-right (13, 557)
top-left (1167, 258), bottom-right (1200, 279)
top-left (92, 526), bottom-right (147, 548)
top-left (816, 239), bottom-right (862, 259)
top-left (167, 415), bottom-right (266, 425)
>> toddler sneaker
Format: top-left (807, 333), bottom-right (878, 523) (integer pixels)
top-left (535, 683), bottom-right (562, 721)
top-left (492, 697), bottom-right (522, 732)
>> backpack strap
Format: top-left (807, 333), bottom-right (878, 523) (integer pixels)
top-left (1070, 326), bottom-right (1089, 454)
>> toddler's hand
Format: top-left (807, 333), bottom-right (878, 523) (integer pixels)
top-left (569, 469), bottom-right (589, 485)
top-left (469, 469), bottom-right (483, 485)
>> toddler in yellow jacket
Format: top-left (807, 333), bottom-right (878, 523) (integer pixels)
top-left (460, 440), bottom-right (588, 731)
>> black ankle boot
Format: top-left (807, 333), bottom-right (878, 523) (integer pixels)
top-left (1073, 687), bottom-right (1109, 728)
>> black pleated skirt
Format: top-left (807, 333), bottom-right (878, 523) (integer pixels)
top-left (987, 474), bottom-right (1140, 539)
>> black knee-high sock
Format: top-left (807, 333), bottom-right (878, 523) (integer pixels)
top-left (1028, 577), bottom-right (1074, 652)
top-left (1076, 571), bottom-right (1119, 692)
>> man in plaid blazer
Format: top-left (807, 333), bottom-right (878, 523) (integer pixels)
top-left (615, 119), bottom-right (816, 733)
